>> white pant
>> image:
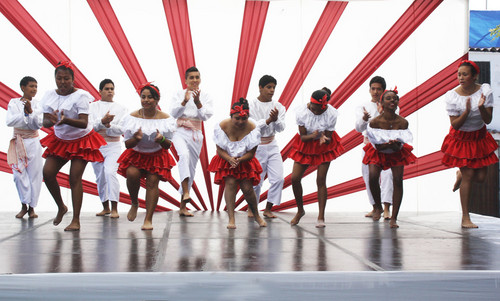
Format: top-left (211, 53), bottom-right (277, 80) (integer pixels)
top-left (12, 137), bottom-right (43, 208)
top-left (91, 141), bottom-right (121, 203)
top-left (172, 127), bottom-right (203, 195)
top-left (253, 141), bottom-right (284, 206)
top-left (361, 149), bottom-right (393, 205)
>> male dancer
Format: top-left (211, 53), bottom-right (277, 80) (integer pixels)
top-left (6, 76), bottom-right (43, 219)
top-left (355, 76), bottom-right (393, 219)
top-left (171, 67), bottom-right (214, 216)
top-left (90, 79), bottom-right (128, 218)
top-left (249, 75), bottom-right (286, 218)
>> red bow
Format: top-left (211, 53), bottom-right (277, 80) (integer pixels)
top-left (230, 105), bottom-right (249, 117)
top-left (380, 86), bottom-right (398, 101)
top-left (56, 61), bottom-right (74, 70)
top-left (137, 82), bottom-right (160, 97)
top-left (310, 94), bottom-right (327, 110)
top-left (458, 60), bottom-right (480, 74)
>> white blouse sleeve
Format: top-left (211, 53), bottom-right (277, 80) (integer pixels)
top-left (366, 125), bottom-right (413, 144)
top-left (481, 84), bottom-right (494, 108)
top-left (213, 122), bottom-right (228, 149)
top-left (325, 105), bottom-right (338, 131)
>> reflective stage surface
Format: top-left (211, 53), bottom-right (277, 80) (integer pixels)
top-left (0, 211), bottom-right (499, 300)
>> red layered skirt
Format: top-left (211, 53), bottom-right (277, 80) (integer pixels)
top-left (288, 131), bottom-right (344, 166)
top-left (117, 148), bottom-right (176, 182)
top-left (208, 155), bottom-right (262, 186)
top-left (441, 126), bottom-right (498, 168)
top-left (362, 143), bottom-right (416, 170)
top-left (40, 130), bottom-right (106, 162)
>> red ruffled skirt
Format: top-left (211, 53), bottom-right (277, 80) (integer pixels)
top-left (208, 155), bottom-right (262, 186)
top-left (441, 126), bottom-right (498, 168)
top-left (288, 131), bottom-right (344, 165)
top-left (362, 143), bottom-right (416, 170)
top-left (117, 148), bottom-right (176, 182)
top-left (40, 130), bottom-right (106, 162)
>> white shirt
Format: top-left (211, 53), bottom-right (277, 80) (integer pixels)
top-left (120, 114), bottom-right (176, 153)
top-left (6, 97), bottom-right (43, 131)
top-left (41, 89), bottom-right (94, 140)
top-left (249, 98), bottom-right (286, 137)
top-left (89, 100), bottom-right (128, 137)
top-left (213, 119), bottom-right (262, 157)
top-left (170, 89), bottom-right (214, 121)
top-left (445, 83), bottom-right (494, 132)
top-left (295, 103), bottom-right (338, 136)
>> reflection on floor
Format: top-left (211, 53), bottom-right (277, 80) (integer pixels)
top-left (1, 211), bottom-right (500, 274)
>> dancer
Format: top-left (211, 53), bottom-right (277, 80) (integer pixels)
top-left (249, 75), bottom-right (286, 218)
top-left (355, 76), bottom-right (393, 219)
top-left (41, 61), bottom-right (106, 231)
top-left (363, 87), bottom-right (416, 228)
top-left (170, 66), bottom-right (214, 217)
top-left (289, 88), bottom-right (343, 228)
top-left (6, 76), bottom-right (43, 219)
top-left (90, 79), bottom-right (128, 218)
top-left (117, 83), bottom-right (176, 230)
top-left (441, 60), bottom-right (498, 228)
top-left (208, 98), bottom-right (267, 229)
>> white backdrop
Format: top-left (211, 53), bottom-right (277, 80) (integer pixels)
top-left (0, 0), bottom-right (483, 214)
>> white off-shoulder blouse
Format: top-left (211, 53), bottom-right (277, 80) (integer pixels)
top-left (366, 125), bottom-right (413, 154)
top-left (120, 114), bottom-right (176, 153)
top-left (295, 103), bottom-right (338, 136)
top-left (213, 119), bottom-right (263, 157)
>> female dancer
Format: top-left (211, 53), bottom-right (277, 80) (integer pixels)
top-left (41, 61), bottom-right (106, 231)
top-left (117, 83), bottom-right (176, 230)
top-left (363, 87), bottom-right (416, 228)
top-left (441, 60), bottom-right (498, 228)
top-left (289, 88), bottom-right (343, 228)
top-left (208, 98), bottom-right (267, 229)
top-left (6, 76), bottom-right (43, 219)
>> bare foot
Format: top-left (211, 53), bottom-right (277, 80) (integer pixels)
top-left (316, 219), bottom-right (326, 228)
top-left (254, 216), bottom-right (267, 227)
top-left (110, 210), bottom-right (120, 219)
top-left (127, 203), bottom-right (138, 221)
top-left (453, 170), bottom-right (462, 192)
top-left (383, 209), bottom-right (391, 220)
top-left (15, 206), bottom-right (28, 218)
top-left (263, 210), bottom-right (277, 218)
top-left (247, 209), bottom-right (254, 218)
top-left (28, 207), bottom-right (38, 219)
top-left (96, 209), bottom-right (111, 216)
top-left (179, 198), bottom-right (194, 217)
top-left (53, 205), bottom-right (68, 226)
top-left (389, 219), bottom-right (399, 228)
top-left (372, 208), bottom-right (383, 221)
top-left (227, 216), bottom-right (236, 229)
top-left (291, 210), bottom-right (305, 225)
top-left (364, 209), bottom-right (374, 218)
top-left (64, 220), bottom-right (80, 231)
top-left (462, 216), bottom-right (478, 228)
top-left (141, 221), bottom-right (153, 230)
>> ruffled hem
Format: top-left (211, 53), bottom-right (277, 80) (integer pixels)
top-left (40, 130), bottom-right (106, 162)
top-left (288, 132), bottom-right (344, 165)
top-left (362, 143), bottom-right (416, 170)
top-left (441, 126), bottom-right (499, 168)
top-left (208, 155), bottom-right (262, 186)
top-left (117, 148), bottom-right (176, 182)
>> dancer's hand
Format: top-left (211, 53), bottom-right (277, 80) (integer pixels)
top-left (228, 157), bottom-right (239, 169)
top-left (319, 133), bottom-right (331, 145)
top-left (362, 107), bottom-right (371, 121)
top-left (55, 111), bottom-right (65, 126)
top-left (101, 110), bottom-right (115, 128)
top-left (266, 108), bottom-right (279, 125)
top-left (465, 97), bottom-right (471, 113)
top-left (133, 127), bottom-right (143, 141)
top-left (154, 129), bottom-right (164, 144)
top-left (478, 93), bottom-right (486, 108)
top-left (23, 98), bottom-right (33, 115)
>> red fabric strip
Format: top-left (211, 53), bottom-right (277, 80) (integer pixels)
top-left (278, 1), bottom-right (348, 109)
top-left (87, 0), bottom-right (148, 91)
top-left (0, 0), bottom-right (99, 99)
top-left (231, 0), bottom-right (269, 104)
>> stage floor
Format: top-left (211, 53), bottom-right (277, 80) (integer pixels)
top-left (1, 211), bottom-right (500, 300)
top-left (2, 210), bottom-right (500, 273)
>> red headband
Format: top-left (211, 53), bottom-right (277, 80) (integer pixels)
top-left (230, 105), bottom-right (249, 117)
top-left (56, 61), bottom-right (74, 70)
top-left (310, 94), bottom-right (328, 110)
top-left (137, 82), bottom-right (160, 98)
top-left (459, 60), bottom-right (480, 74)
top-left (380, 86), bottom-right (398, 101)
